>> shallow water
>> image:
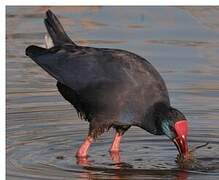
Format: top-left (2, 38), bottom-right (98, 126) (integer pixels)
top-left (6, 6), bottom-right (219, 179)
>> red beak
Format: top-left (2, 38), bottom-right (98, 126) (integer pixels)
top-left (173, 120), bottom-right (189, 159)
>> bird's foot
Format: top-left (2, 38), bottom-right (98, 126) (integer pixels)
top-left (75, 151), bottom-right (88, 158)
top-left (76, 156), bottom-right (90, 166)
top-left (109, 151), bottom-right (121, 164)
top-left (76, 136), bottom-right (93, 158)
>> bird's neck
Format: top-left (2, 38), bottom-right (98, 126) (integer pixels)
top-left (141, 102), bottom-right (171, 135)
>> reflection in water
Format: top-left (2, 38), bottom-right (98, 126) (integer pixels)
top-left (6, 6), bottom-right (219, 180)
top-left (75, 151), bottom-right (212, 180)
top-left (80, 163), bottom-right (189, 180)
top-left (176, 171), bottom-right (188, 180)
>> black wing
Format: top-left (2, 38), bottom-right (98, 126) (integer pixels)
top-left (25, 45), bottom-right (131, 91)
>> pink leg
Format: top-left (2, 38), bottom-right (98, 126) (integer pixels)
top-left (110, 151), bottom-right (121, 164)
top-left (109, 133), bottom-right (123, 152)
top-left (76, 136), bottom-right (93, 158)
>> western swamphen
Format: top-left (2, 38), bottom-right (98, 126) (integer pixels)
top-left (26, 10), bottom-right (189, 159)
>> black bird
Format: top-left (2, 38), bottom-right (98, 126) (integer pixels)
top-left (26, 10), bottom-right (189, 159)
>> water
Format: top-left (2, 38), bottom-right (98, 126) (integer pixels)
top-left (6, 6), bottom-right (219, 179)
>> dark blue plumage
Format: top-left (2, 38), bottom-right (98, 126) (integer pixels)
top-left (26, 10), bottom-right (189, 159)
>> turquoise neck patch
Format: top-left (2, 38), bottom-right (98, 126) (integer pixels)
top-left (161, 119), bottom-right (173, 139)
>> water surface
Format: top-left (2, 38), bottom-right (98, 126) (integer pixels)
top-left (6, 6), bottom-right (219, 179)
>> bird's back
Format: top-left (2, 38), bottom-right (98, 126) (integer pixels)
top-left (26, 44), bottom-right (170, 126)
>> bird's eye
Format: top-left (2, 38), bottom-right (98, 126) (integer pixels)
top-left (169, 125), bottom-right (174, 131)
top-left (169, 125), bottom-right (177, 137)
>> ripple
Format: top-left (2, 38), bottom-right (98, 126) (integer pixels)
top-left (7, 119), bottom-right (219, 179)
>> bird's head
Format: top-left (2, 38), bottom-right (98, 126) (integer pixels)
top-left (161, 108), bottom-right (189, 159)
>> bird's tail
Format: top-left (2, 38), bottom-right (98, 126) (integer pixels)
top-left (44, 10), bottom-right (76, 46)
top-left (25, 45), bottom-right (48, 59)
